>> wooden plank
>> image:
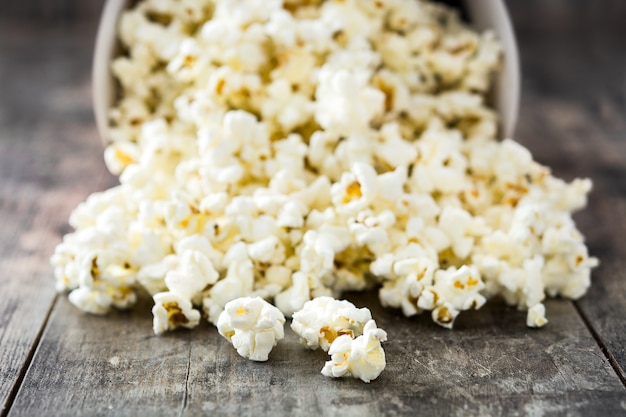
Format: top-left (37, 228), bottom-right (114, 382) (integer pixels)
top-left (8, 297), bottom-right (191, 417)
top-left (183, 292), bottom-right (626, 416)
top-left (9, 294), bottom-right (626, 416)
top-left (0, 21), bottom-right (116, 415)
top-left (577, 192), bottom-right (626, 385)
top-left (507, 0), bottom-right (626, 382)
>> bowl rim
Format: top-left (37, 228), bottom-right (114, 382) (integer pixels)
top-left (92, 0), bottom-right (130, 147)
top-left (465, 0), bottom-right (520, 140)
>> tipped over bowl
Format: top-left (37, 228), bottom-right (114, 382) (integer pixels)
top-left (92, 0), bottom-right (520, 145)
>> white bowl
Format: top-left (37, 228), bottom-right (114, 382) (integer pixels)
top-left (464, 0), bottom-right (520, 140)
top-left (92, 0), bottom-right (520, 145)
top-left (93, 0), bottom-right (131, 146)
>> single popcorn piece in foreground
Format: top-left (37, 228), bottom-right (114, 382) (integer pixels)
top-left (217, 296), bottom-right (286, 362)
top-left (321, 319), bottom-right (387, 383)
top-left (291, 296), bottom-right (372, 351)
top-left (526, 303), bottom-right (548, 328)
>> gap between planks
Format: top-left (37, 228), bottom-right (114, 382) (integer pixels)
top-left (0, 295), bottom-right (59, 417)
top-left (573, 300), bottom-right (626, 388)
top-left (179, 333), bottom-right (192, 417)
top-left (0, 168), bottom-right (119, 416)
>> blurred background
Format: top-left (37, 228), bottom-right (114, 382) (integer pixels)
top-left (0, 1), bottom-right (103, 21)
top-left (1, 0), bottom-right (624, 182)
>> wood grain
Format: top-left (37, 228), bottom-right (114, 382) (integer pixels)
top-left (508, 0), bottom-right (626, 383)
top-left (0, 20), bottom-right (115, 415)
top-left (8, 294), bottom-right (626, 417)
top-left (1, 1), bottom-right (626, 416)
top-left (9, 297), bottom-right (190, 417)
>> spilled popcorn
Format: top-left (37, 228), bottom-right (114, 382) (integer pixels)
top-left (321, 319), bottom-right (387, 383)
top-left (52, 0), bottom-right (599, 382)
top-left (291, 296), bottom-right (372, 351)
top-left (292, 297), bottom-right (387, 382)
top-left (217, 296), bottom-right (285, 361)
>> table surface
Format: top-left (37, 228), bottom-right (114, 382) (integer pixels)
top-left (1, 1), bottom-right (626, 416)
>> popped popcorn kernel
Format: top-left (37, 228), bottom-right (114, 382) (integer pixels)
top-left (527, 303), bottom-right (548, 328)
top-left (291, 296), bottom-right (372, 351)
top-left (321, 319), bottom-right (387, 383)
top-left (152, 292), bottom-right (201, 334)
top-left (343, 182), bottom-right (363, 204)
top-left (217, 296), bottom-right (286, 361)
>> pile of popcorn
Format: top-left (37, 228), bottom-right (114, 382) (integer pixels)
top-left (51, 0), bottom-right (598, 381)
top-left (217, 296), bottom-right (387, 382)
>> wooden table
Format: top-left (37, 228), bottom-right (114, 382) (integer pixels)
top-left (1, 1), bottom-right (625, 416)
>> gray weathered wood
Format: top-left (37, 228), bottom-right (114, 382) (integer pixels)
top-left (0, 18), bottom-right (115, 415)
top-left (9, 295), bottom-right (626, 417)
top-left (183, 292), bottom-right (626, 417)
top-left (508, 0), bottom-right (626, 383)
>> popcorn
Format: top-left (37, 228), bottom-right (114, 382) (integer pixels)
top-left (261, 79), bottom-right (314, 132)
top-left (527, 303), bottom-right (548, 328)
top-left (437, 206), bottom-right (477, 259)
top-left (54, 0), bottom-right (598, 375)
top-left (315, 68), bottom-right (385, 134)
top-left (418, 266), bottom-right (486, 329)
top-left (203, 242), bottom-right (255, 324)
top-left (349, 210), bottom-right (395, 247)
top-left (274, 271), bottom-right (313, 317)
top-left (291, 297), bottom-right (373, 351)
top-left (152, 292), bottom-right (201, 334)
top-left (103, 140), bottom-right (140, 175)
top-left (247, 235), bottom-right (286, 264)
top-left (375, 122), bottom-right (417, 168)
top-left (379, 256), bottom-right (436, 317)
top-left (321, 320), bottom-right (387, 383)
top-left (164, 248), bottom-right (219, 299)
top-left (69, 287), bottom-right (116, 315)
top-left (331, 162), bottom-right (378, 214)
top-left (217, 296), bottom-right (285, 361)
top-left (167, 38), bottom-right (207, 82)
